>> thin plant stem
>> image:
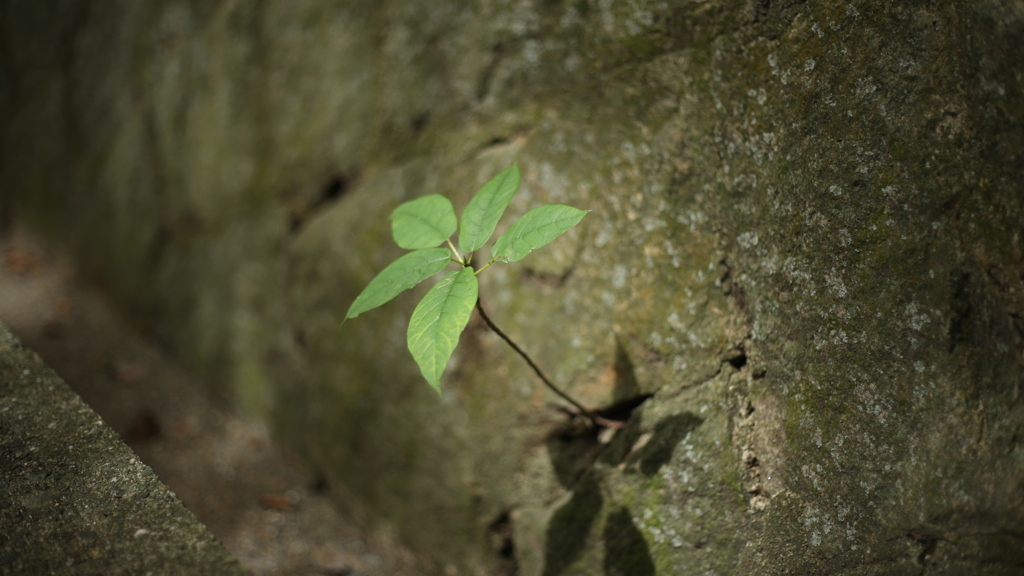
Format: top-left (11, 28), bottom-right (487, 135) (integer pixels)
top-left (474, 299), bottom-right (623, 428)
top-left (446, 238), bottom-right (466, 265)
top-left (473, 259), bottom-right (497, 276)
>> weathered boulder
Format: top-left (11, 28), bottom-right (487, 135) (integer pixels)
top-left (2, 1), bottom-right (1022, 574)
top-left (0, 321), bottom-right (246, 575)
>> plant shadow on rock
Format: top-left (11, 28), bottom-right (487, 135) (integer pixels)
top-left (603, 507), bottom-right (656, 576)
top-left (541, 341), bottom-right (686, 575)
top-left (546, 337), bottom-right (650, 488)
top-left (546, 420), bottom-right (604, 488)
top-left (599, 410), bottom-right (703, 477)
top-left (542, 473), bottom-right (603, 576)
top-left (632, 413), bottom-right (704, 476)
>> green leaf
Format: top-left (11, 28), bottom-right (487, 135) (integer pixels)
top-left (345, 248), bottom-right (453, 320)
top-left (407, 267), bottom-right (478, 392)
top-left (391, 195), bottom-right (458, 250)
top-left (458, 164), bottom-right (520, 254)
top-left (491, 204), bottom-right (588, 263)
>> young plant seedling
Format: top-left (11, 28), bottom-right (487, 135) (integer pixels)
top-left (345, 164), bottom-right (619, 427)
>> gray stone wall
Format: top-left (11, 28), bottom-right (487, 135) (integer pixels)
top-left (2, 1), bottom-right (1022, 574)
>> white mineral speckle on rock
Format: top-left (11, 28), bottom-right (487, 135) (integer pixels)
top-left (826, 272), bottom-right (847, 298)
top-left (904, 302), bottom-right (931, 331)
top-left (602, 291), bottom-right (615, 307)
top-left (611, 264), bottom-right (628, 289)
top-left (737, 231), bottom-right (759, 248)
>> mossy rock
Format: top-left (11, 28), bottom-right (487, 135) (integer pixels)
top-left (1, 0), bottom-right (1022, 574)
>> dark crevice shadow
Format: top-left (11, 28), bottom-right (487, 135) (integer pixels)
top-left (905, 532), bottom-right (941, 574)
top-left (726, 343), bottom-right (747, 370)
top-left (948, 271), bottom-right (974, 351)
top-left (752, 0), bottom-right (771, 22)
top-left (477, 42), bottom-right (505, 101)
top-left (487, 510), bottom-right (519, 576)
top-left (288, 172), bottom-right (358, 234)
top-left (594, 394), bottom-right (651, 423)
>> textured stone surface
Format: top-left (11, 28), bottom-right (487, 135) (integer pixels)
top-left (2, 1), bottom-right (1023, 574)
top-left (0, 321), bottom-right (246, 575)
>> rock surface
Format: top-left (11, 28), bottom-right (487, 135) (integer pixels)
top-left (2, 1), bottom-right (1023, 574)
top-left (0, 320), bottom-right (246, 576)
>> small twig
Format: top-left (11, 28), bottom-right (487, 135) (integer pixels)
top-left (475, 299), bottom-right (623, 429)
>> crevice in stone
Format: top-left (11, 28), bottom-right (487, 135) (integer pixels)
top-left (317, 174), bottom-right (353, 206)
top-left (287, 171), bottom-right (359, 235)
top-left (751, 0), bottom-right (771, 23)
top-left (292, 326), bottom-right (307, 350)
top-left (723, 335), bottom-right (756, 378)
top-left (310, 471), bottom-right (329, 495)
top-left (410, 111), bottom-right (430, 136)
top-left (486, 510), bottom-right (519, 576)
top-left (483, 136), bottom-right (509, 148)
top-left (461, 125), bottom-right (533, 163)
top-left (593, 394), bottom-right (651, 424)
top-left (476, 42), bottom-right (506, 102)
top-left (725, 344), bottom-right (747, 370)
top-left (996, 528), bottom-right (1024, 543)
top-left (520, 264), bottom-right (574, 288)
top-left (948, 271), bottom-right (974, 351)
top-left (719, 259), bottom-right (753, 353)
top-left (905, 532), bottom-right (940, 574)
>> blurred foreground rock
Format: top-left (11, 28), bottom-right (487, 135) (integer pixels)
top-left (0, 321), bottom-right (245, 576)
